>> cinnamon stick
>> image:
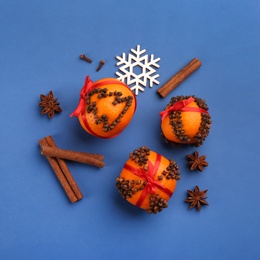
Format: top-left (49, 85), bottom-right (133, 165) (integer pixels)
top-left (41, 146), bottom-right (105, 168)
top-left (157, 58), bottom-right (202, 98)
top-left (39, 136), bottom-right (83, 203)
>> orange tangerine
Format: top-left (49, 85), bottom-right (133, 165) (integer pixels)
top-left (160, 95), bottom-right (212, 146)
top-left (72, 77), bottom-right (136, 138)
top-left (116, 146), bottom-right (180, 214)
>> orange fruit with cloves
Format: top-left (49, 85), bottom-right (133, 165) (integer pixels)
top-left (71, 76), bottom-right (137, 138)
top-left (160, 95), bottom-right (212, 146)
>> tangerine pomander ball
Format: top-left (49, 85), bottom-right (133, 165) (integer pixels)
top-left (116, 146), bottom-right (180, 214)
top-left (160, 95), bottom-right (212, 146)
top-left (71, 76), bottom-right (136, 138)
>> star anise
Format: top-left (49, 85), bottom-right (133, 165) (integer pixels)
top-left (39, 91), bottom-right (62, 119)
top-left (187, 151), bottom-right (208, 172)
top-left (185, 186), bottom-right (208, 211)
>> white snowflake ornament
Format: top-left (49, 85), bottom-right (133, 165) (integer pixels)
top-left (116, 45), bottom-right (160, 95)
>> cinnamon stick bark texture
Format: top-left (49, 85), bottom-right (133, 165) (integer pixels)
top-left (39, 136), bottom-right (83, 203)
top-left (41, 146), bottom-right (105, 168)
top-left (157, 58), bottom-right (202, 98)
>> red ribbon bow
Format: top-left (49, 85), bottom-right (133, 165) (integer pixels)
top-left (123, 153), bottom-right (173, 207)
top-left (70, 76), bottom-right (94, 118)
top-left (159, 97), bottom-right (208, 122)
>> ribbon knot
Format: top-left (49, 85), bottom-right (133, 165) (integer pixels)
top-left (160, 97), bottom-right (208, 122)
top-left (145, 179), bottom-right (158, 194)
top-left (137, 168), bottom-right (157, 194)
top-left (123, 153), bottom-right (173, 207)
top-left (70, 76), bottom-right (94, 118)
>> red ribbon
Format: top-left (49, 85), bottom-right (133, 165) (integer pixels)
top-left (159, 97), bottom-right (208, 122)
top-left (123, 153), bottom-right (173, 207)
top-left (70, 76), bottom-right (94, 118)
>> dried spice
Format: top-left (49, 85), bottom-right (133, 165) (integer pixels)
top-left (41, 146), bottom-right (104, 168)
top-left (129, 146), bottom-right (150, 167)
top-left (161, 159), bottom-right (180, 180)
top-left (96, 60), bottom-right (105, 72)
top-left (86, 88), bottom-right (133, 133)
top-left (146, 194), bottom-right (168, 214)
top-left (185, 186), bottom-right (208, 211)
top-left (187, 151), bottom-right (208, 172)
top-left (39, 91), bottom-right (62, 119)
top-left (157, 58), bottom-right (201, 98)
top-left (79, 54), bottom-right (92, 63)
top-left (39, 136), bottom-right (83, 203)
top-left (116, 177), bottom-right (146, 199)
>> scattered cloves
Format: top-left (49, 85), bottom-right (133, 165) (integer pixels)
top-left (96, 60), bottom-right (105, 72)
top-left (79, 54), bottom-right (92, 63)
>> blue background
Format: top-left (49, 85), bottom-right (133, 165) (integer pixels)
top-left (1, 0), bottom-right (260, 259)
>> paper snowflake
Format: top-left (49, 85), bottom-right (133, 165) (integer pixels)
top-left (115, 45), bottom-right (160, 95)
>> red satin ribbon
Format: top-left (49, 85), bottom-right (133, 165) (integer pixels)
top-left (70, 76), bottom-right (94, 118)
top-left (159, 97), bottom-right (208, 122)
top-left (70, 76), bottom-right (137, 139)
top-left (123, 153), bottom-right (173, 207)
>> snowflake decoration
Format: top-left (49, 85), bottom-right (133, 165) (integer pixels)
top-left (115, 45), bottom-right (160, 95)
